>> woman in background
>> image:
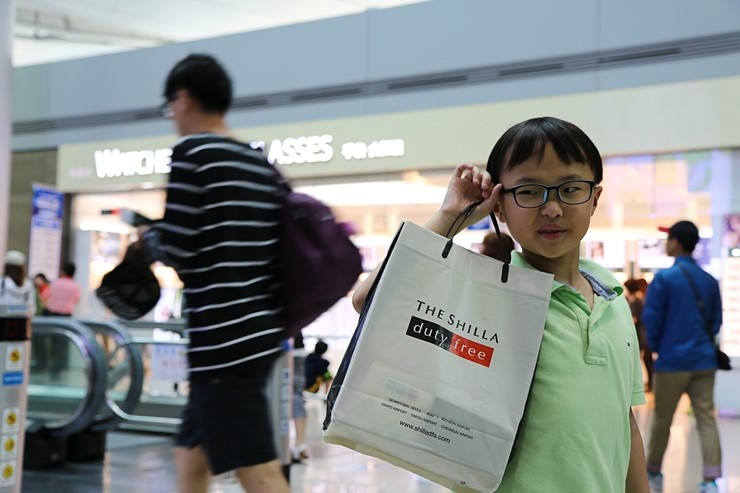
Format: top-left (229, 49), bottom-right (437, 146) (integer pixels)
top-left (624, 278), bottom-right (653, 392)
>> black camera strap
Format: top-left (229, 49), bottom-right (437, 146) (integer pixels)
top-left (675, 262), bottom-right (715, 345)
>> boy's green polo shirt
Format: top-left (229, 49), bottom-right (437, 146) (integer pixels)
top-left (495, 253), bottom-right (645, 493)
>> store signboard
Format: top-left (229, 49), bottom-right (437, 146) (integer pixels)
top-left (93, 148), bottom-right (172, 179)
top-left (54, 74), bottom-right (740, 193)
top-left (27, 185), bottom-right (63, 281)
top-left (58, 135), bottom-right (174, 192)
top-left (57, 130), bottom-right (409, 192)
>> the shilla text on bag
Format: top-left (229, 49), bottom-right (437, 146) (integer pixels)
top-left (414, 300), bottom-right (499, 342)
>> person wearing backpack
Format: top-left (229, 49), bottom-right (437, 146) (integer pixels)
top-left (139, 54), bottom-right (289, 493)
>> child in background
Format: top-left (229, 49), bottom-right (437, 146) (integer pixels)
top-left (624, 278), bottom-right (654, 392)
top-left (33, 273), bottom-right (51, 315)
top-left (305, 339), bottom-right (333, 394)
top-left (480, 230), bottom-right (516, 262)
top-left (352, 117), bottom-right (649, 492)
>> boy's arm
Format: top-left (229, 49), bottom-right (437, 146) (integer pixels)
top-left (625, 409), bottom-right (649, 493)
top-left (351, 163), bottom-right (498, 313)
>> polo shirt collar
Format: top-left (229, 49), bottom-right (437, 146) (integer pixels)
top-left (509, 252), bottom-right (620, 301)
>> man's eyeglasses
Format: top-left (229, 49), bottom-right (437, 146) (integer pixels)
top-left (501, 180), bottom-right (596, 208)
top-left (159, 94), bottom-right (177, 118)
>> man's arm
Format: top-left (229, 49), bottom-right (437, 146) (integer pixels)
top-left (711, 279), bottom-right (723, 337)
top-left (139, 148), bottom-right (201, 269)
top-left (641, 275), bottom-right (666, 351)
top-left (625, 409), bottom-right (649, 493)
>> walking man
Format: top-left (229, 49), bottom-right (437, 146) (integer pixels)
top-left (141, 54), bottom-right (290, 493)
top-left (642, 220), bottom-right (723, 493)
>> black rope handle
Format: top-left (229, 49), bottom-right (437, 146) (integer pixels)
top-left (441, 201), bottom-right (509, 283)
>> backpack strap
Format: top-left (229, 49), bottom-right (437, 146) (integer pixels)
top-left (675, 262), bottom-right (714, 344)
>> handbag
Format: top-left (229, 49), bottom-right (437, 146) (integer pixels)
top-left (322, 219), bottom-right (552, 493)
top-left (96, 244), bottom-right (161, 320)
top-left (675, 263), bottom-right (731, 371)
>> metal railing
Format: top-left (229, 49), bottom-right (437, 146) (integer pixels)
top-left (29, 318), bottom-right (107, 436)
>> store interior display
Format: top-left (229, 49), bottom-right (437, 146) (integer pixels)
top-left (66, 149), bottom-right (738, 356)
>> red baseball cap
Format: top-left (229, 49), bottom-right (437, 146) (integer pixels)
top-left (658, 220), bottom-right (699, 243)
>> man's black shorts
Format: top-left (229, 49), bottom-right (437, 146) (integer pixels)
top-left (175, 372), bottom-right (278, 475)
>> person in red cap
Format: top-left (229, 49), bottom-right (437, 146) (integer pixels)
top-left (642, 220), bottom-right (723, 493)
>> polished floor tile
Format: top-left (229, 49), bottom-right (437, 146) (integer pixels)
top-left (21, 394), bottom-right (740, 493)
top-left (633, 393), bottom-right (740, 493)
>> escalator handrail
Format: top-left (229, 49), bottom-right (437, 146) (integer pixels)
top-left (110, 337), bottom-right (188, 430)
top-left (118, 319), bottom-right (187, 336)
top-left (76, 320), bottom-right (146, 431)
top-left (30, 317), bottom-right (108, 437)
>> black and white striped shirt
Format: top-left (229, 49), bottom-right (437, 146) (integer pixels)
top-left (151, 134), bottom-right (285, 380)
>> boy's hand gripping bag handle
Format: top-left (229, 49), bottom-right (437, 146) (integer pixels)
top-left (442, 201), bottom-right (509, 283)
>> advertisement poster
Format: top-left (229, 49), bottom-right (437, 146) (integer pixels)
top-left (637, 238), bottom-right (672, 270)
top-left (724, 213), bottom-right (740, 257)
top-left (27, 185), bottom-right (64, 280)
top-left (721, 214), bottom-right (740, 357)
top-left (586, 239), bottom-right (626, 269)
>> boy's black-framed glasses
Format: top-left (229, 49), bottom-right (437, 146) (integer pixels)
top-left (501, 180), bottom-right (596, 208)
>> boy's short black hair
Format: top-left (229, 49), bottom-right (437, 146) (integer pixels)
top-left (314, 340), bottom-right (328, 355)
top-left (62, 261), bottom-right (76, 278)
top-left (486, 117), bottom-right (603, 185)
top-left (163, 54), bottom-right (232, 114)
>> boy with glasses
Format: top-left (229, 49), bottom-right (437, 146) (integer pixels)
top-left (353, 117), bottom-right (649, 492)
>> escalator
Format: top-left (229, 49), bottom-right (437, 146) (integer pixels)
top-left (28, 318), bottom-right (187, 435)
top-left (26, 318), bottom-right (148, 467)
top-left (80, 320), bottom-right (182, 433)
top-left (28, 318), bottom-right (150, 433)
top-left (27, 318), bottom-right (291, 472)
top-left (28, 318), bottom-right (108, 437)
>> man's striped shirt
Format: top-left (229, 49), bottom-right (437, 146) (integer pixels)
top-left (152, 134), bottom-right (285, 380)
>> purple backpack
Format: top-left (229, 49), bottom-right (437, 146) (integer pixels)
top-left (279, 187), bottom-right (363, 337)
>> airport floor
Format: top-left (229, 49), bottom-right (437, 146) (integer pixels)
top-left (21, 393), bottom-right (740, 493)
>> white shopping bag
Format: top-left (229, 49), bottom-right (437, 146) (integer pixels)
top-left (323, 221), bottom-right (552, 493)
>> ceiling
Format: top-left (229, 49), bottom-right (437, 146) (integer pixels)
top-left (12, 0), bottom-right (428, 67)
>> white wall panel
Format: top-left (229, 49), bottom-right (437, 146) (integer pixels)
top-left (365, 0), bottom-right (599, 79)
top-left (10, 0), bottom-right (740, 152)
top-left (599, 0), bottom-right (740, 49)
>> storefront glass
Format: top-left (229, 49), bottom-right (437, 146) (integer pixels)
top-left (68, 148), bottom-right (739, 355)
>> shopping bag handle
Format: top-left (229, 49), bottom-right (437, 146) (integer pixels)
top-left (442, 201), bottom-right (509, 283)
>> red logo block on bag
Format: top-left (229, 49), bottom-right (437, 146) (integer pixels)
top-left (406, 316), bottom-right (494, 367)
